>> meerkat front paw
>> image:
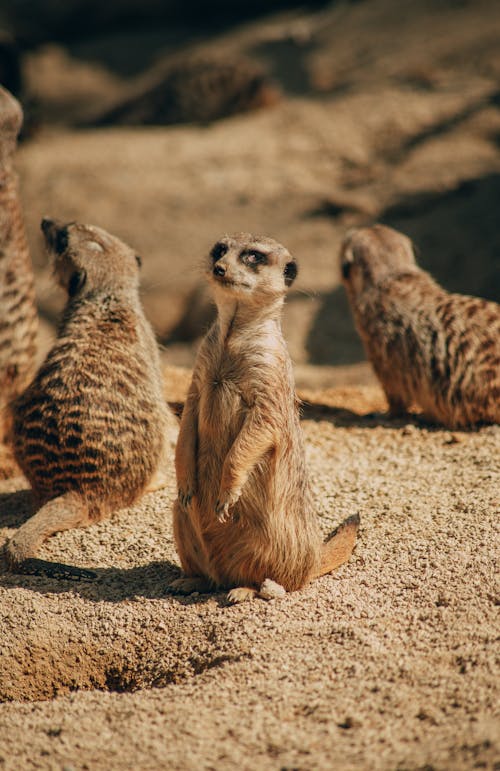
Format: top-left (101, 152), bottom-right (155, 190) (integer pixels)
top-left (215, 489), bottom-right (240, 523)
top-left (178, 485), bottom-right (195, 510)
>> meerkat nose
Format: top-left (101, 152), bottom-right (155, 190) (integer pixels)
top-left (41, 218), bottom-right (69, 254)
top-left (40, 217), bottom-right (54, 233)
top-left (213, 264), bottom-right (226, 277)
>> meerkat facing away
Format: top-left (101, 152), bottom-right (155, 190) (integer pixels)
top-left (170, 233), bottom-right (359, 603)
top-left (0, 86), bottom-right (38, 452)
top-left (4, 218), bottom-right (178, 579)
top-left (340, 224), bottom-right (500, 428)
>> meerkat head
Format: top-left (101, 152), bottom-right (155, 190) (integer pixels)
top-left (208, 233), bottom-right (298, 306)
top-left (0, 85), bottom-right (23, 168)
top-left (41, 218), bottom-right (142, 298)
top-left (340, 224), bottom-right (418, 295)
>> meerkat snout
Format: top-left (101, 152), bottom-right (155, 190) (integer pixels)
top-left (41, 217), bottom-right (69, 255)
top-left (213, 263), bottom-right (226, 277)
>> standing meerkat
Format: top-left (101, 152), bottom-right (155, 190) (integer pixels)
top-left (5, 218), bottom-right (178, 579)
top-left (0, 86), bottom-right (38, 451)
top-left (341, 224), bottom-right (500, 428)
top-left (171, 233), bottom-right (359, 603)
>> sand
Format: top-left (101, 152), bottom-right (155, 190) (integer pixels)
top-left (0, 377), bottom-right (499, 769)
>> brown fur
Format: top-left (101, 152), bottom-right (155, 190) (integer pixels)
top-left (5, 219), bottom-right (178, 578)
top-left (0, 86), bottom-right (38, 456)
top-left (171, 233), bottom-right (359, 603)
top-left (341, 224), bottom-right (500, 428)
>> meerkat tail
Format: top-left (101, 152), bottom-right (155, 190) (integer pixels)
top-left (4, 491), bottom-right (97, 579)
top-left (314, 513), bottom-right (360, 578)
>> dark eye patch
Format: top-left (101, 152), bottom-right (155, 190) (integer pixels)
top-left (68, 269), bottom-right (87, 297)
top-left (211, 242), bottom-right (228, 261)
top-left (241, 249), bottom-right (267, 267)
top-left (284, 260), bottom-right (297, 287)
top-left (341, 261), bottom-right (352, 280)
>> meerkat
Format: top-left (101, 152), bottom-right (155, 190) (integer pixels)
top-left (4, 218), bottom-right (178, 579)
top-left (0, 86), bottom-right (38, 452)
top-left (170, 233), bottom-right (359, 603)
top-left (340, 224), bottom-right (500, 428)
top-left (86, 53), bottom-right (280, 127)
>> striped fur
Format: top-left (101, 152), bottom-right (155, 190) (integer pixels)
top-left (341, 224), bottom-right (500, 428)
top-left (0, 86), bottom-right (38, 451)
top-left (5, 220), bottom-right (178, 574)
top-left (171, 233), bottom-right (359, 603)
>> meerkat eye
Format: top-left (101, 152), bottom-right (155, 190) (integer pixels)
top-left (135, 255), bottom-right (142, 268)
top-left (211, 243), bottom-right (228, 261)
top-left (284, 260), bottom-right (298, 287)
top-left (241, 249), bottom-right (267, 266)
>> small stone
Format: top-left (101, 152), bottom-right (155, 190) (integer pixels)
top-left (259, 579), bottom-right (286, 600)
top-left (443, 432), bottom-right (462, 444)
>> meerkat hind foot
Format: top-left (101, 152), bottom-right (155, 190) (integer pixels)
top-left (258, 579), bottom-right (287, 600)
top-left (13, 557), bottom-right (97, 581)
top-left (168, 576), bottom-right (212, 595)
top-left (227, 586), bottom-right (259, 604)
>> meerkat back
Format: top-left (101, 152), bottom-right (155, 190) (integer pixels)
top-left (0, 86), bottom-right (38, 450)
top-left (340, 223), bottom-right (500, 428)
top-left (5, 218), bottom-right (177, 579)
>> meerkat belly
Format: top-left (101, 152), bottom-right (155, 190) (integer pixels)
top-left (202, 442), bottom-right (318, 590)
top-left (196, 377), bottom-right (247, 506)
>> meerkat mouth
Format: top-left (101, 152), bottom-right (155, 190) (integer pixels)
top-left (213, 275), bottom-right (252, 290)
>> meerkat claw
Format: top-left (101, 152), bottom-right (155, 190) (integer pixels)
top-left (178, 489), bottom-right (193, 509)
top-left (215, 501), bottom-right (232, 523)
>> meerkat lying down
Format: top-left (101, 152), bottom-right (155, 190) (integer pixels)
top-left (340, 224), bottom-right (500, 429)
top-left (4, 219), bottom-right (178, 579)
top-left (170, 233), bottom-right (359, 603)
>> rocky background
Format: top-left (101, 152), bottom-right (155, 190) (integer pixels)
top-left (0, 1), bottom-right (499, 769)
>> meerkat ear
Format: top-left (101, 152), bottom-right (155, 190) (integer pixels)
top-left (68, 269), bottom-right (87, 297)
top-left (284, 260), bottom-right (298, 287)
top-left (135, 255), bottom-right (142, 268)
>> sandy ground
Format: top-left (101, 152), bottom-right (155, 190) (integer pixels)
top-left (0, 375), bottom-right (499, 769)
top-left (0, 0), bottom-right (499, 768)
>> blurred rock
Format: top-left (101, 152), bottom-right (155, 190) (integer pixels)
top-left (1, 0), bottom-right (328, 46)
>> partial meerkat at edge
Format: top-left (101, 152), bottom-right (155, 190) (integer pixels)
top-left (0, 86), bottom-right (38, 458)
top-left (170, 232), bottom-right (359, 603)
top-left (4, 218), bottom-right (179, 579)
top-left (341, 223), bottom-right (500, 428)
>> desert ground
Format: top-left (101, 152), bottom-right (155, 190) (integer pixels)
top-left (0, 0), bottom-right (499, 769)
